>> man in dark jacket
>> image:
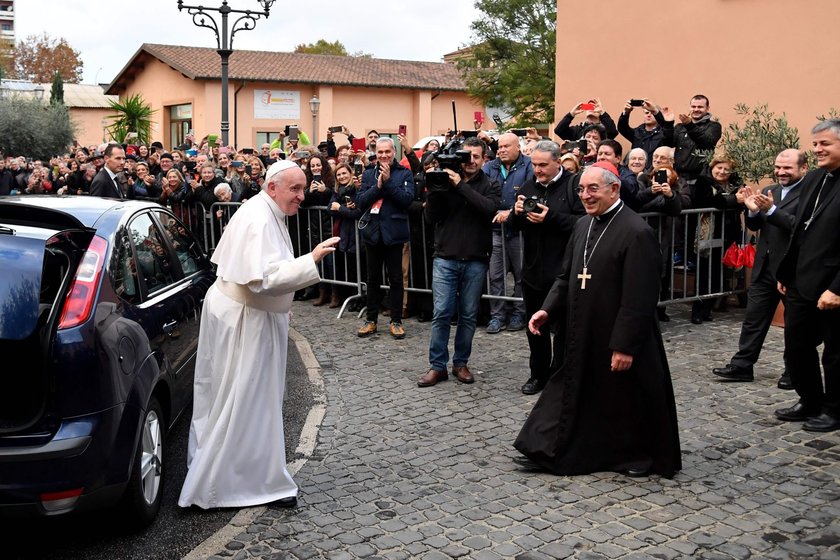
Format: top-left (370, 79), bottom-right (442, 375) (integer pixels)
top-left (89, 144), bottom-right (126, 198)
top-left (509, 140), bottom-right (586, 395)
top-left (554, 98), bottom-right (618, 142)
top-left (712, 149), bottom-right (808, 389)
top-left (775, 120), bottom-right (840, 432)
top-left (0, 158), bottom-right (15, 196)
top-left (418, 137), bottom-right (501, 387)
top-left (673, 95), bottom-right (722, 181)
top-left (355, 138), bottom-right (415, 339)
top-left (483, 132), bottom-right (532, 334)
top-left (617, 98), bottom-right (674, 165)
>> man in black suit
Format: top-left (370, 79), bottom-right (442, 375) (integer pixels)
top-left (89, 144), bottom-right (126, 198)
top-left (712, 149), bottom-right (808, 388)
top-left (775, 119), bottom-right (840, 432)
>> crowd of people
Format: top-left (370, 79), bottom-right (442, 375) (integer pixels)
top-left (5, 93), bottom-right (839, 504)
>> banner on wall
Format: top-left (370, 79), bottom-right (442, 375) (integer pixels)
top-left (254, 90), bottom-right (300, 120)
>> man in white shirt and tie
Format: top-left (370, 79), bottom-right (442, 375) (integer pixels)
top-left (89, 144), bottom-right (126, 199)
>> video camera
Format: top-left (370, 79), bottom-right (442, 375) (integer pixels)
top-left (425, 101), bottom-right (475, 193)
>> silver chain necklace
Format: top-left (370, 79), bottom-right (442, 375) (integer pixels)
top-left (578, 202), bottom-right (624, 290)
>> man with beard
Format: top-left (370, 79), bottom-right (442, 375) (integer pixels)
top-left (712, 149), bottom-right (809, 389)
top-left (514, 161), bottom-right (681, 478)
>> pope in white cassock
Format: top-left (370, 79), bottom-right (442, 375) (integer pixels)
top-left (178, 160), bottom-right (339, 509)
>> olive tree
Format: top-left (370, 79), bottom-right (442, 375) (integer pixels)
top-left (0, 95), bottom-right (76, 159)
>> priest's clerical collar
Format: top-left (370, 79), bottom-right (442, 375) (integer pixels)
top-left (595, 199), bottom-right (623, 221)
top-left (538, 169), bottom-right (563, 187)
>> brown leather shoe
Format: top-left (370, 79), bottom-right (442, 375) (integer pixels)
top-left (357, 321), bottom-right (377, 337)
top-left (418, 369), bottom-right (448, 387)
top-left (452, 365), bottom-right (474, 384)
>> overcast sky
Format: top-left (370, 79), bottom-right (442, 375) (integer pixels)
top-left (15, 1), bottom-right (481, 85)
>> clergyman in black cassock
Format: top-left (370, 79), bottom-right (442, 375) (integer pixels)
top-left (514, 162), bottom-right (681, 478)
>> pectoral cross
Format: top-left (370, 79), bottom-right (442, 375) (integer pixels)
top-left (577, 267), bottom-right (591, 290)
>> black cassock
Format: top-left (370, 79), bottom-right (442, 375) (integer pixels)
top-left (514, 203), bottom-right (681, 478)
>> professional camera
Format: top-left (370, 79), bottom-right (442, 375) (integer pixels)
top-left (425, 136), bottom-right (471, 193)
top-left (522, 195), bottom-right (546, 213)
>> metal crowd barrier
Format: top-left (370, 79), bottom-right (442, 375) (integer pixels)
top-left (175, 200), bottom-right (747, 318)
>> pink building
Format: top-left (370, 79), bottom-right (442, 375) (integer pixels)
top-left (107, 44), bottom-right (486, 151)
top-left (553, 0), bottom-right (840, 156)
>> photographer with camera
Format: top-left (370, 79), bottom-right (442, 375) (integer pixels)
top-left (483, 132), bottom-right (533, 334)
top-left (509, 140), bottom-right (586, 395)
top-left (355, 138), bottom-right (415, 339)
top-left (417, 137), bottom-right (501, 387)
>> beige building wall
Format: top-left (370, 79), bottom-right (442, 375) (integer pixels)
top-left (70, 107), bottom-right (112, 147)
top-left (554, 0), bottom-right (840, 154)
top-left (118, 56), bottom-right (483, 150)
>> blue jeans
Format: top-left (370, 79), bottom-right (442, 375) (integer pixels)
top-left (428, 257), bottom-right (488, 372)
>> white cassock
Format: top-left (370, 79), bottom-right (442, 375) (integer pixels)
top-left (178, 189), bottom-right (320, 509)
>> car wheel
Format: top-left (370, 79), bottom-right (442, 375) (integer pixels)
top-left (119, 395), bottom-right (165, 528)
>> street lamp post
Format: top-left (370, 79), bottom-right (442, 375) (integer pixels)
top-left (309, 95), bottom-right (320, 146)
top-left (177, 0), bottom-right (275, 147)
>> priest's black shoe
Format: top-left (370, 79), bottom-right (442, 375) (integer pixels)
top-left (512, 456), bottom-right (549, 472)
top-left (777, 372), bottom-right (794, 390)
top-left (803, 413), bottom-right (840, 432)
top-left (774, 401), bottom-right (819, 422)
top-left (269, 496), bottom-right (297, 508)
top-left (622, 466), bottom-right (651, 478)
top-left (521, 378), bottom-right (546, 395)
top-left (712, 364), bottom-right (754, 382)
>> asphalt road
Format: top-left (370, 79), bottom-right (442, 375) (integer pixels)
top-left (1, 344), bottom-right (314, 560)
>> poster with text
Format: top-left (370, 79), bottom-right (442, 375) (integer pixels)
top-left (254, 90), bottom-right (300, 120)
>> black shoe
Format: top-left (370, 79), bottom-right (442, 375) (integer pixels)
top-left (777, 372), bottom-right (794, 390)
top-left (803, 413), bottom-right (840, 432)
top-left (521, 378), bottom-right (546, 395)
top-left (623, 466), bottom-right (651, 478)
top-left (775, 401), bottom-right (820, 422)
top-left (690, 316), bottom-right (703, 325)
top-left (269, 496), bottom-right (297, 508)
top-left (512, 456), bottom-right (549, 472)
top-left (702, 313), bottom-right (714, 322)
top-left (712, 364), bottom-right (754, 382)
top-left (657, 308), bottom-right (670, 322)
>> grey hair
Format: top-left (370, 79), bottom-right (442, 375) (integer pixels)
top-left (214, 183), bottom-right (232, 197)
top-left (531, 140), bottom-right (562, 160)
top-left (628, 147), bottom-right (647, 162)
top-left (812, 118), bottom-right (840, 139)
top-left (587, 166), bottom-right (620, 186)
top-left (376, 137), bottom-right (396, 151)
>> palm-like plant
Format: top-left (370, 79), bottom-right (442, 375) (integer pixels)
top-left (106, 93), bottom-right (156, 144)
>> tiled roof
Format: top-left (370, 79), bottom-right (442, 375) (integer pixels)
top-left (0, 80), bottom-right (117, 108)
top-left (110, 44), bottom-right (466, 92)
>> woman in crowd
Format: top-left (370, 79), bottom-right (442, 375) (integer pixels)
top-left (159, 168), bottom-right (190, 207)
top-left (130, 160), bottom-right (160, 199)
top-left (689, 154), bottom-right (746, 324)
top-left (302, 154), bottom-right (336, 305)
top-left (328, 163), bottom-right (363, 309)
top-left (559, 153), bottom-right (580, 174)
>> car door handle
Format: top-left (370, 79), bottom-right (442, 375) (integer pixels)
top-left (162, 320), bottom-right (178, 334)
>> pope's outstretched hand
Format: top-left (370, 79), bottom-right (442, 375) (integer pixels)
top-left (312, 237), bottom-right (340, 263)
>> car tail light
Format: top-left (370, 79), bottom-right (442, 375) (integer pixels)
top-left (58, 235), bottom-right (108, 330)
top-left (40, 488), bottom-right (84, 512)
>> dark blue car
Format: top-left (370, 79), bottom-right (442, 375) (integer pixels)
top-left (0, 196), bottom-right (214, 527)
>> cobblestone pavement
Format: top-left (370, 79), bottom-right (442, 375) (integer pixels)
top-left (207, 300), bottom-right (840, 560)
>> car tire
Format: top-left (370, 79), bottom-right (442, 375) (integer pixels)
top-left (119, 395), bottom-right (165, 528)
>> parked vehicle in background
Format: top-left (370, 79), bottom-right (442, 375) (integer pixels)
top-left (0, 195), bottom-right (214, 527)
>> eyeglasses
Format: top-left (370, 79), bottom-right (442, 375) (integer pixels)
top-left (576, 184), bottom-right (607, 195)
